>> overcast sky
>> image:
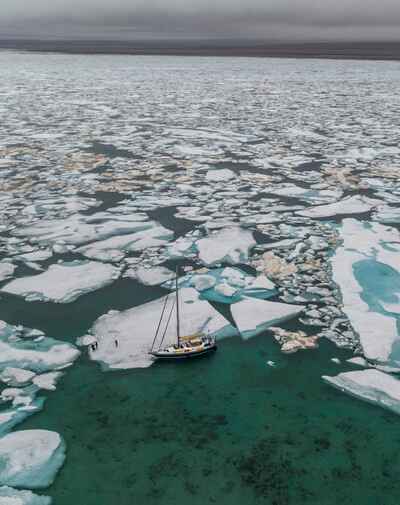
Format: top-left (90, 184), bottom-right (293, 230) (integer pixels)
top-left (1, 0), bottom-right (400, 43)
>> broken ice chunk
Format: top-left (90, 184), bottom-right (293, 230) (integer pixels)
top-left (205, 168), bottom-right (235, 182)
top-left (0, 486), bottom-right (51, 505)
top-left (2, 261), bottom-right (120, 303)
top-left (134, 266), bottom-right (175, 286)
top-left (323, 369), bottom-right (400, 416)
top-left (0, 263), bottom-right (15, 283)
top-left (297, 195), bottom-right (381, 219)
top-left (0, 430), bottom-right (65, 489)
top-left (195, 227), bottom-right (256, 266)
top-left (231, 297), bottom-right (303, 339)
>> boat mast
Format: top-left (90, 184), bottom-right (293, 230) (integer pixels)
top-left (176, 266), bottom-right (180, 346)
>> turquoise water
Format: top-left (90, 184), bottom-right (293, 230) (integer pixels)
top-left (17, 329), bottom-right (400, 504)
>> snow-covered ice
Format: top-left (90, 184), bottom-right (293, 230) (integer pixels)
top-left (231, 297), bottom-right (303, 339)
top-left (323, 369), bottom-right (400, 416)
top-left (2, 261), bottom-right (120, 303)
top-left (331, 219), bottom-right (400, 367)
top-left (0, 321), bottom-right (80, 373)
top-left (0, 263), bottom-right (15, 283)
top-left (195, 227), bottom-right (256, 266)
top-left (0, 430), bottom-right (65, 489)
top-left (297, 195), bottom-right (381, 219)
top-left (90, 288), bottom-right (237, 370)
top-left (0, 486), bottom-right (51, 505)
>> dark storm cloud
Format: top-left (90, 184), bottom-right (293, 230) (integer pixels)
top-left (1, 0), bottom-right (400, 42)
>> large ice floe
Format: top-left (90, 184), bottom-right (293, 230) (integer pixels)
top-left (0, 430), bottom-right (65, 489)
top-left (231, 297), bottom-right (303, 339)
top-left (297, 195), bottom-right (381, 219)
top-left (331, 219), bottom-right (400, 367)
top-left (323, 369), bottom-right (400, 416)
top-left (0, 486), bottom-right (51, 505)
top-left (89, 288), bottom-right (237, 370)
top-left (2, 260), bottom-right (120, 303)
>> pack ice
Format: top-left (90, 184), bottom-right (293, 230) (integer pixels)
top-left (2, 261), bottom-right (120, 303)
top-left (89, 288), bottom-right (237, 370)
top-left (323, 369), bottom-right (400, 416)
top-left (331, 219), bottom-right (400, 367)
top-left (0, 430), bottom-right (65, 489)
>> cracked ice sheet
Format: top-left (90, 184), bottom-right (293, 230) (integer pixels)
top-left (323, 369), bottom-right (400, 416)
top-left (0, 430), bottom-right (65, 489)
top-left (2, 261), bottom-right (120, 303)
top-left (90, 287), bottom-right (238, 370)
top-left (231, 297), bottom-right (303, 340)
top-left (331, 219), bottom-right (400, 367)
top-left (77, 225), bottom-right (173, 261)
top-left (12, 212), bottom-right (152, 247)
top-left (297, 195), bottom-right (382, 219)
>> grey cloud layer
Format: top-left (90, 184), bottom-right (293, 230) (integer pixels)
top-left (2, 0), bottom-right (400, 41)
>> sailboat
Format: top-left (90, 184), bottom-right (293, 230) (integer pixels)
top-left (149, 268), bottom-right (217, 360)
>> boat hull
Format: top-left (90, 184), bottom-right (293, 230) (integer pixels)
top-left (150, 344), bottom-right (217, 360)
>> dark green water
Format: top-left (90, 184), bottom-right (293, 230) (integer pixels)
top-left (17, 333), bottom-right (400, 505)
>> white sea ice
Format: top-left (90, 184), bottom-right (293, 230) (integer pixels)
top-left (90, 288), bottom-right (237, 370)
top-left (0, 263), bottom-right (15, 283)
top-left (77, 225), bottom-right (173, 261)
top-left (32, 372), bottom-right (63, 391)
top-left (0, 430), bottom-right (65, 489)
top-left (17, 250), bottom-right (53, 263)
top-left (374, 206), bottom-right (400, 224)
top-left (205, 168), bottom-right (235, 182)
top-left (331, 219), bottom-right (400, 366)
top-left (0, 320), bottom-right (80, 373)
top-left (0, 486), bottom-right (51, 505)
top-left (297, 195), bottom-right (381, 219)
top-left (193, 275), bottom-right (216, 292)
top-left (231, 297), bottom-right (303, 339)
top-left (0, 368), bottom-right (36, 387)
top-left (2, 261), bottom-right (120, 303)
top-left (13, 212), bottom-right (152, 247)
top-left (134, 266), bottom-right (175, 286)
top-left (195, 227), bottom-right (256, 266)
top-left (323, 369), bottom-right (400, 416)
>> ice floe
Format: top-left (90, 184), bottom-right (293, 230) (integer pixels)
top-left (0, 430), bottom-right (65, 489)
top-left (231, 297), bottom-right (303, 339)
top-left (0, 263), bottom-right (15, 283)
top-left (323, 369), bottom-right (400, 416)
top-left (297, 195), bottom-right (381, 219)
top-left (0, 320), bottom-right (80, 373)
top-left (90, 288), bottom-right (237, 370)
top-left (331, 218), bottom-right (400, 367)
top-left (0, 486), bottom-right (51, 505)
top-left (195, 227), bottom-right (256, 266)
top-left (2, 261), bottom-right (120, 303)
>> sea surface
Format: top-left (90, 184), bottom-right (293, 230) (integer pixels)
top-left (0, 52), bottom-right (400, 504)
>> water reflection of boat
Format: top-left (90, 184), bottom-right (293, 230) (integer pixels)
top-left (149, 268), bottom-right (217, 360)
